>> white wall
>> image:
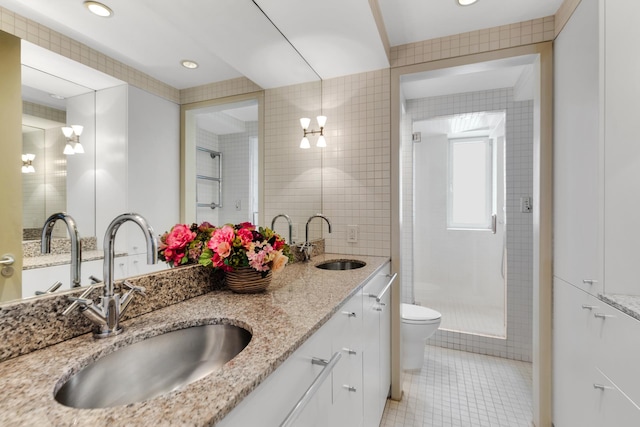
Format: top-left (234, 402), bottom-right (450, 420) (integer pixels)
top-left (67, 91), bottom-right (97, 239)
top-left (126, 85), bottom-right (180, 255)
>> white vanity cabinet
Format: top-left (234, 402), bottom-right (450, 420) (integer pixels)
top-left (363, 262), bottom-right (392, 427)
top-left (553, 279), bottom-right (640, 426)
top-left (219, 262), bottom-right (392, 427)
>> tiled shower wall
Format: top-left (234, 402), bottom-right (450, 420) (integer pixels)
top-left (403, 88), bottom-right (533, 362)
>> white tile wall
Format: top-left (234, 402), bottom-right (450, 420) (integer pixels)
top-left (321, 70), bottom-right (392, 256)
top-left (403, 88), bottom-right (533, 361)
top-left (263, 82), bottom-right (323, 244)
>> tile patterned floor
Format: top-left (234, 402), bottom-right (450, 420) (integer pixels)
top-left (381, 345), bottom-right (533, 427)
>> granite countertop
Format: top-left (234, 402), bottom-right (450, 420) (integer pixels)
top-left (23, 250), bottom-right (127, 270)
top-left (0, 253), bottom-right (389, 426)
top-left (599, 294), bottom-right (640, 321)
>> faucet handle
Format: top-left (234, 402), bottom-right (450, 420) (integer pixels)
top-left (122, 280), bottom-right (146, 296)
top-left (62, 285), bottom-right (98, 316)
top-left (89, 275), bottom-right (102, 284)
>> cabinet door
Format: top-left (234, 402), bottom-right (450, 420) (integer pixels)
top-left (379, 275), bottom-right (392, 406)
top-left (553, 0), bottom-right (603, 296)
top-left (602, 0), bottom-right (640, 295)
top-left (553, 278), bottom-right (600, 427)
top-left (362, 262), bottom-right (391, 427)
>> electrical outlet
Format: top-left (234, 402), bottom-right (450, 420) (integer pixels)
top-left (520, 196), bottom-right (532, 213)
top-left (347, 225), bottom-right (358, 243)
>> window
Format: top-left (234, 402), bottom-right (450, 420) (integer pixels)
top-left (447, 137), bottom-right (494, 230)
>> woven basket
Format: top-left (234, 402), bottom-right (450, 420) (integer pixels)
top-left (226, 267), bottom-right (272, 293)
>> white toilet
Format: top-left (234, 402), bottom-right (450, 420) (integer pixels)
top-left (401, 303), bottom-right (442, 371)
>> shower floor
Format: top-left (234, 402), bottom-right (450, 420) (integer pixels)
top-left (414, 287), bottom-right (506, 338)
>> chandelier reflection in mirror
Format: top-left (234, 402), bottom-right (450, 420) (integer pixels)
top-left (21, 153), bottom-right (35, 174)
top-left (62, 125), bottom-right (84, 155)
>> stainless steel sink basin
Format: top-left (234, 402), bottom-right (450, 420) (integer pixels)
top-left (55, 324), bottom-right (251, 409)
top-left (315, 259), bottom-right (366, 270)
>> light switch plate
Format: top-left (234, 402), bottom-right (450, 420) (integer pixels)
top-left (520, 196), bottom-right (532, 213)
top-left (347, 225), bottom-right (358, 243)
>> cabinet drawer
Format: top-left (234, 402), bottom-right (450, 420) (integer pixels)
top-left (593, 302), bottom-right (640, 405)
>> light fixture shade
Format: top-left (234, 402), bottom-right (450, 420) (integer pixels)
top-left (21, 153), bottom-right (35, 162)
top-left (64, 143), bottom-right (76, 155)
top-left (300, 118), bottom-right (311, 130)
top-left (61, 127), bottom-right (74, 138)
top-left (316, 136), bottom-right (327, 148)
top-left (74, 142), bottom-right (85, 154)
top-left (71, 125), bottom-right (84, 136)
top-left (316, 115), bottom-right (327, 128)
top-left (457, 0), bottom-right (478, 5)
top-left (300, 137), bottom-right (311, 149)
top-left (84, 1), bottom-right (113, 17)
top-left (26, 165), bottom-right (35, 173)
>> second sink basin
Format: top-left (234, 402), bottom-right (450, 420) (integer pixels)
top-left (55, 323), bottom-right (251, 409)
top-left (316, 259), bottom-right (366, 270)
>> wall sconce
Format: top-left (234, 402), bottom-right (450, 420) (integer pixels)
top-left (299, 116), bottom-right (327, 149)
top-left (62, 125), bottom-right (84, 155)
top-left (21, 154), bottom-right (35, 173)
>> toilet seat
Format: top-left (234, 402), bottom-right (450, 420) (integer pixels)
top-left (401, 303), bottom-right (441, 323)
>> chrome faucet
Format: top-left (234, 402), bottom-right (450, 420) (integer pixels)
top-left (41, 212), bottom-right (82, 288)
top-left (300, 214), bottom-right (332, 261)
top-left (65, 213), bottom-right (157, 338)
top-left (271, 213), bottom-right (293, 244)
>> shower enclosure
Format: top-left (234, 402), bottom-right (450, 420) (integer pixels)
top-left (412, 112), bottom-right (507, 338)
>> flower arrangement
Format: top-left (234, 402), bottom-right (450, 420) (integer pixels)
top-left (158, 221), bottom-right (291, 277)
top-left (199, 222), bottom-right (291, 277)
top-left (158, 222), bottom-right (215, 267)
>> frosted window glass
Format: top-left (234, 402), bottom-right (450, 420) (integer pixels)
top-left (448, 138), bottom-right (493, 229)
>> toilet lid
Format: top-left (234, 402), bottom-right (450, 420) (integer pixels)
top-left (401, 303), bottom-right (441, 321)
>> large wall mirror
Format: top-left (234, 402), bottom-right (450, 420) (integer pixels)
top-left (5, 40), bottom-right (125, 303)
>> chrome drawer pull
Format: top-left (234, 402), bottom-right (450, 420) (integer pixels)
top-left (342, 311), bottom-right (356, 318)
top-left (593, 384), bottom-right (612, 391)
top-left (343, 385), bottom-right (357, 392)
top-left (281, 352), bottom-right (342, 427)
top-left (583, 279), bottom-right (597, 285)
top-left (581, 305), bottom-right (598, 310)
top-left (343, 348), bottom-right (357, 355)
top-left (594, 313), bottom-right (614, 319)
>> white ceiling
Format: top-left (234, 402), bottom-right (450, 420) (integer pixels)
top-left (0, 0), bottom-right (563, 91)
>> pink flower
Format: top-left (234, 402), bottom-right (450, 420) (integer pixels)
top-left (217, 241), bottom-right (231, 258)
top-left (166, 224), bottom-right (196, 251)
top-left (236, 228), bottom-right (253, 249)
top-left (209, 225), bottom-right (234, 251)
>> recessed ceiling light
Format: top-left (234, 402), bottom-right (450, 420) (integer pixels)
top-left (50, 94), bottom-right (65, 100)
top-left (181, 60), bottom-right (199, 69)
top-left (84, 1), bottom-right (113, 17)
top-left (457, 0), bottom-right (478, 5)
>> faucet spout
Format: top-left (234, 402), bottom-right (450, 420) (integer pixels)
top-left (41, 212), bottom-right (82, 288)
top-left (271, 214), bottom-right (293, 244)
top-left (103, 213), bottom-right (157, 299)
top-left (301, 214), bottom-right (332, 261)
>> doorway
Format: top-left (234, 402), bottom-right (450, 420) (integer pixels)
top-left (390, 43), bottom-right (553, 424)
